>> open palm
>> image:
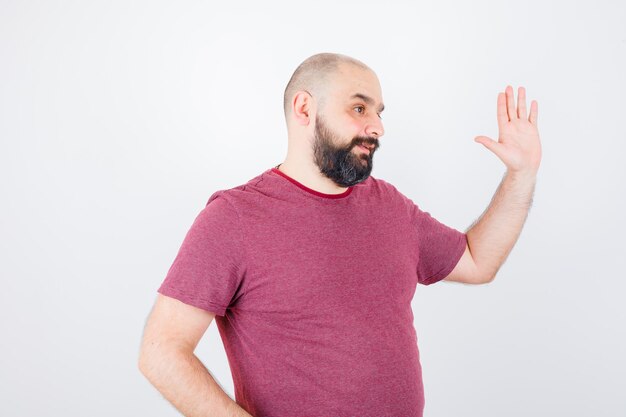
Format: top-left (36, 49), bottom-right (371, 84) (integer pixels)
top-left (475, 85), bottom-right (542, 175)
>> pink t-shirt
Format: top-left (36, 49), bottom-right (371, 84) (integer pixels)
top-left (158, 166), bottom-right (467, 417)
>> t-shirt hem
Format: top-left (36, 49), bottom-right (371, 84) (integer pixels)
top-left (422, 233), bottom-right (468, 285)
top-left (157, 285), bottom-right (227, 316)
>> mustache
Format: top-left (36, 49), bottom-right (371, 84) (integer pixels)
top-left (352, 136), bottom-right (380, 150)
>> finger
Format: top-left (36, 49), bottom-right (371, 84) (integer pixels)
top-left (529, 100), bottom-right (538, 125)
top-left (497, 92), bottom-right (508, 130)
top-left (506, 85), bottom-right (516, 120)
top-left (474, 135), bottom-right (502, 156)
top-left (517, 86), bottom-right (527, 120)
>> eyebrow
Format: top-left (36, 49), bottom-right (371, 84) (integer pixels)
top-left (350, 93), bottom-right (385, 113)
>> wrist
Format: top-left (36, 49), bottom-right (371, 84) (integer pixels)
top-left (505, 169), bottom-right (537, 183)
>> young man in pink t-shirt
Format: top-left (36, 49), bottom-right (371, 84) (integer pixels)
top-left (139, 53), bottom-right (542, 417)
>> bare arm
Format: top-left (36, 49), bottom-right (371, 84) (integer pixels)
top-left (445, 85), bottom-right (541, 284)
top-left (138, 294), bottom-right (253, 417)
top-left (466, 170), bottom-right (536, 281)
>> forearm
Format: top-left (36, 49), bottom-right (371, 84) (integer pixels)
top-left (139, 348), bottom-right (253, 417)
top-left (466, 170), bottom-right (537, 282)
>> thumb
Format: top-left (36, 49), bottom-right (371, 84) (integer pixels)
top-left (474, 135), bottom-right (501, 154)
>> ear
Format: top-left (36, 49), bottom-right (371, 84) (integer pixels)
top-left (291, 91), bottom-right (314, 126)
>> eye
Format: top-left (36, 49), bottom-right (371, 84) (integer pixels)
top-left (354, 105), bottom-right (365, 114)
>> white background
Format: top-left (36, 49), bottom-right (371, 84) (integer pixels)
top-left (1, 1), bottom-right (625, 416)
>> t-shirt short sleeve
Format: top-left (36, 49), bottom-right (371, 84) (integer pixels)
top-left (412, 204), bottom-right (467, 286)
top-left (157, 195), bottom-right (246, 316)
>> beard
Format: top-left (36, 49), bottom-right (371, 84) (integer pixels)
top-left (312, 113), bottom-right (380, 187)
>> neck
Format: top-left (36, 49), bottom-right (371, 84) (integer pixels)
top-left (277, 152), bottom-right (349, 196)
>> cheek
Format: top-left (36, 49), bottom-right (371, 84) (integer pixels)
top-left (342, 115), bottom-right (363, 136)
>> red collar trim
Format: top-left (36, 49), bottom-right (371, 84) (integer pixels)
top-left (270, 167), bottom-right (353, 199)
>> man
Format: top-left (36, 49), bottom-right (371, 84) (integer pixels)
top-left (138, 53), bottom-right (541, 417)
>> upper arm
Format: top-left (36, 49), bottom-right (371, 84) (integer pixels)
top-left (443, 244), bottom-right (488, 285)
top-left (139, 293), bottom-right (217, 360)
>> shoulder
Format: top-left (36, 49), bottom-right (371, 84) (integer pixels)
top-left (205, 170), bottom-right (269, 208)
top-left (360, 175), bottom-right (416, 207)
top-left (357, 174), bottom-right (402, 197)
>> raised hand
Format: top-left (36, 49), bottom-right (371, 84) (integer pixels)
top-left (474, 85), bottom-right (542, 177)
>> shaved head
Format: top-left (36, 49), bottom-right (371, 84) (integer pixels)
top-left (283, 53), bottom-right (371, 119)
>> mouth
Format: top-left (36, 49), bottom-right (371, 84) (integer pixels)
top-left (357, 144), bottom-right (373, 154)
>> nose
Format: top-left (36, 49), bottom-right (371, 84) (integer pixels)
top-left (365, 115), bottom-right (385, 139)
